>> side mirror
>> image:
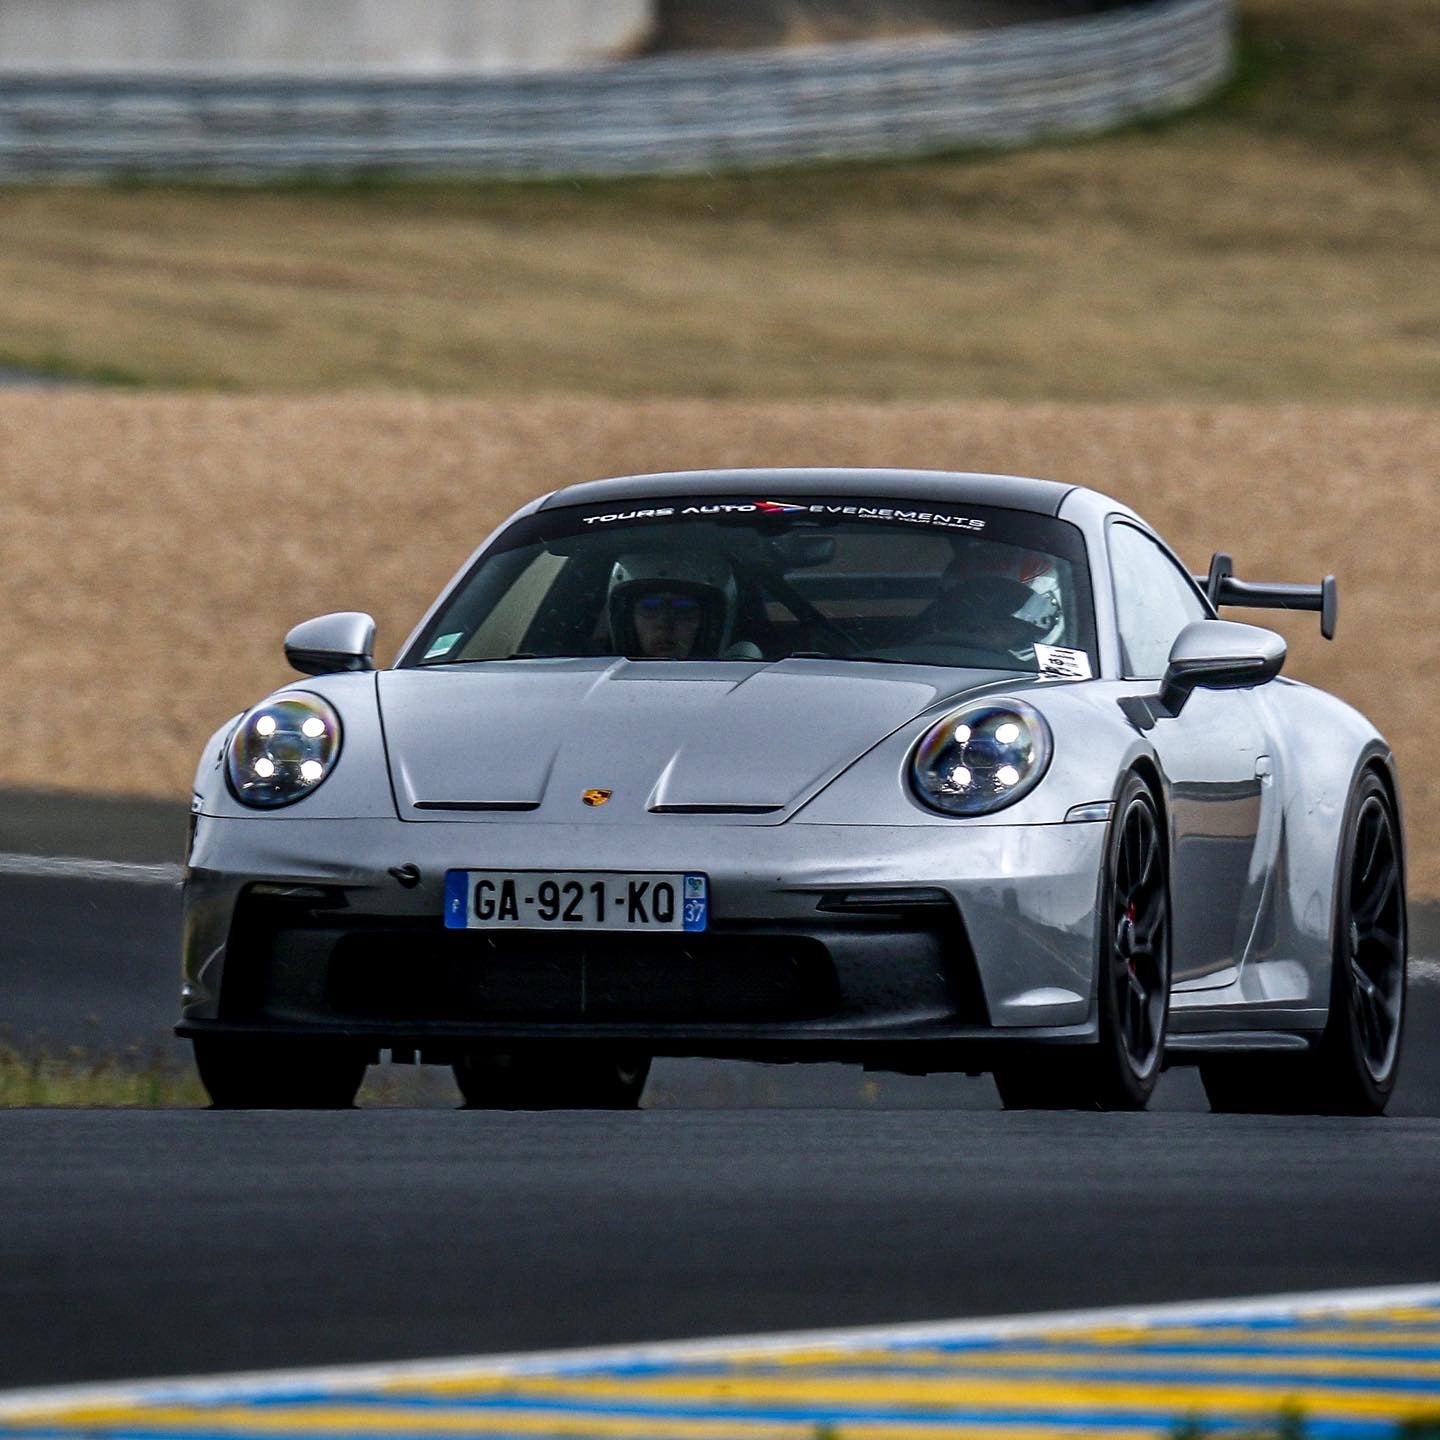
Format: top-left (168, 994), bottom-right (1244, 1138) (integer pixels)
top-left (284, 612), bottom-right (377, 676)
top-left (1156, 619), bottom-right (1285, 717)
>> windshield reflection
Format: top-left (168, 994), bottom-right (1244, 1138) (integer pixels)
top-left (409, 497), bottom-right (1097, 677)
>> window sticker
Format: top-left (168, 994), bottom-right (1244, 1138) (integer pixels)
top-left (578, 500), bottom-right (985, 532)
top-left (1035, 644), bottom-right (1092, 680)
top-left (776, 502), bottom-right (985, 532)
top-left (424, 632), bottom-right (464, 659)
top-left (580, 507), bottom-right (677, 526)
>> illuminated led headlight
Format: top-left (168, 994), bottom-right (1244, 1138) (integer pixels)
top-left (226, 694), bottom-right (342, 808)
top-left (910, 699), bottom-right (1052, 817)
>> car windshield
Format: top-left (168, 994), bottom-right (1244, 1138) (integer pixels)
top-left (406, 496), bottom-right (1096, 675)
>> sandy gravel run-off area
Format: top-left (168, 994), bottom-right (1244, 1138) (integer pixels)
top-left (2, 394), bottom-right (1435, 889)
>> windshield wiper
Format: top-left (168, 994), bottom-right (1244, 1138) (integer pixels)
top-left (422, 651), bottom-right (549, 667)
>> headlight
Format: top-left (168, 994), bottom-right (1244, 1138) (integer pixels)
top-left (910, 699), bottom-right (1052, 817)
top-left (226, 693), bottom-right (342, 808)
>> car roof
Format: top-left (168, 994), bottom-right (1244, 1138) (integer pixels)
top-left (539, 468), bottom-right (1077, 517)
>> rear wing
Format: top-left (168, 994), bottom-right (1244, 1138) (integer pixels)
top-left (1192, 552), bottom-right (1338, 641)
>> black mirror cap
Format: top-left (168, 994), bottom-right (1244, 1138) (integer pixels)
top-left (284, 611), bottom-right (377, 676)
top-left (1157, 619), bottom-right (1286, 718)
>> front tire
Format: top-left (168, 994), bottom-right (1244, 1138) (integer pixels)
top-left (995, 775), bottom-right (1171, 1111)
top-left (1201, 770), bottom-right (1405, 1115)
top-left (452, 1050), bottom-right (650, 1110)
top-left (192, 1036), bottom-right (368, 1109)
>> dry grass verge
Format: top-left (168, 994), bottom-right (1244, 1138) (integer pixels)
top-left (2, 394), bottom-right (1437, 892)
top-left (0, 1043), bottom-right (207, 1107)
top-left (0, 1043), bottom-right (472, 1107)
top-left (0, 0), bottom-right (1434, 402)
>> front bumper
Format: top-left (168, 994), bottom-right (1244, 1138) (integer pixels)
top-left (180, 816), bottom-right (1106, 1063)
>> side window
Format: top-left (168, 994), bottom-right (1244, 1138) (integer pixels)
top-left (1109, 523), bottom-right (1208, 679)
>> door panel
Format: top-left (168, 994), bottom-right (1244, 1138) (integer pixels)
top-left (1103, 520), bottom-right (1276, 988)
top-left (1160, 689), bottom-right (1265, 987)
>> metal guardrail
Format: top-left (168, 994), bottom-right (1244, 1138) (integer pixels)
top-left (0, 0), bottom-right (1231, 179)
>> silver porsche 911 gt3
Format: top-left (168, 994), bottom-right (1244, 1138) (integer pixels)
top-left (179, 468), bottom-right (1407, 1113)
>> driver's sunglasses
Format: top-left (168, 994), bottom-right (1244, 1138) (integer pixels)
top-left (634, 593), bottom-right (701, 616)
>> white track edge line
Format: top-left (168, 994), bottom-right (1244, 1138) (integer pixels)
top-left (3, 1281), bottom-right (1440, 1418)
top-left (0, 853), bottom-right (182, 886)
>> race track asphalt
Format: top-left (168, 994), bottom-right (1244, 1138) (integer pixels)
top-left (2, 790), bottom-right (1439, 1393)
top-left (1, 1108), bottom-right (1438, 1390)
top-left (0, 789), bottom-right (186, 1058)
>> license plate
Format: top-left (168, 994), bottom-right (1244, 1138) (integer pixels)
top-left (444, 870), bottom-right (708, 932)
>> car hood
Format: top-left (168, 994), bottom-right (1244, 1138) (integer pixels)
top-left (377, 658), bottom-right (1014, 823)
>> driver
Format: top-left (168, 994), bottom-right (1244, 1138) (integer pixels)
top-left (924, 539), bottom-right (1063, 658)
top-left (607, 552), bottom-right (740, 659)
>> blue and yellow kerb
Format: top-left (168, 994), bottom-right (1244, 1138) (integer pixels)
top-left (3, 1285), bottom-right (1440, 1440)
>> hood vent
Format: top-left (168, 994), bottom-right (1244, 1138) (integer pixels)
top-left (649, 803), bottom-right (784, 816)
top-left (411, 800), bottom-right (541, 813)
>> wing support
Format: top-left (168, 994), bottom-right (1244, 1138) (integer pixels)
top-left (1194, 552), bottom-right (1338, 640)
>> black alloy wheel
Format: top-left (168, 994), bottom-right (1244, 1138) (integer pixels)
top-left (192, 1036), bottom-right (368, 1109)
top-left (453, 1050), bottom-right (651, 1110)
top-left (1201, 770), bottom-right (1405, 1115)
top-left (1102, 780), bottom-right (1172, 1101)
top-left (995, 774), bottom-right (1170, 1110)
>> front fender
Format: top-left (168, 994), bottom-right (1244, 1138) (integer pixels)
top-left (192, 671), bottom-right (396, 821)
top-left (794, 680), bottom-right (1154, 828)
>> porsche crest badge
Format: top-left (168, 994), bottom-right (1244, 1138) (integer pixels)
top-left (582, 789), bottom-right (613, 807)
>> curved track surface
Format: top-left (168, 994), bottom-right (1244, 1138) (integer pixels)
top-left (2, 791), bottom-right (1439, 1393)
top-left (2, 1109), bottom-right (1439, 1391)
